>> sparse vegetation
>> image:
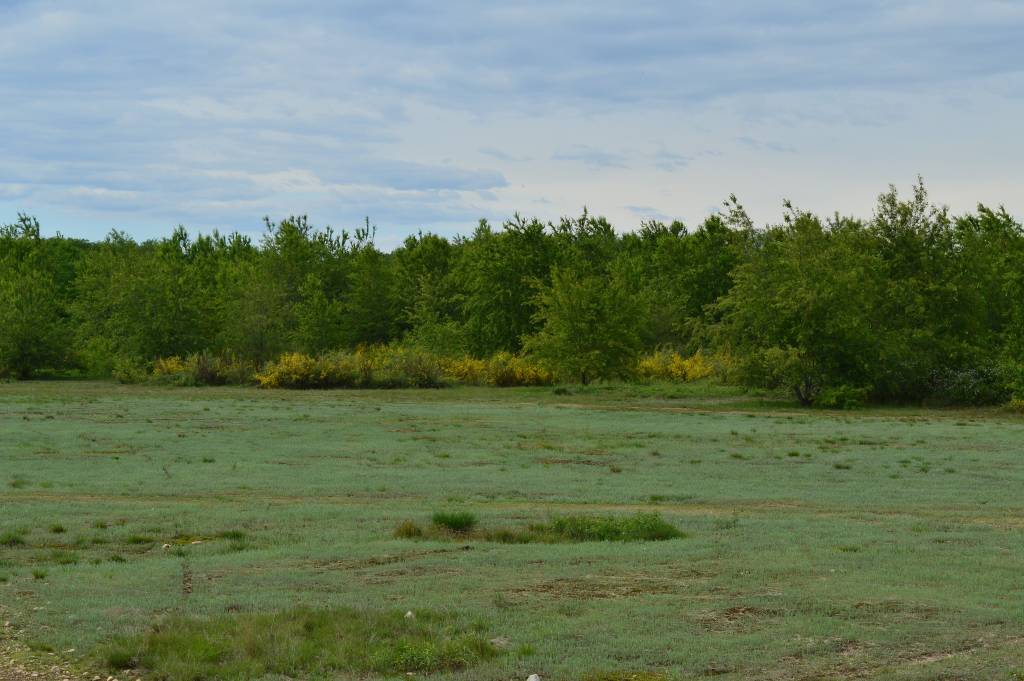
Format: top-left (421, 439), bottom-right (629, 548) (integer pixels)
top-left (101, 607), bottom-right (498, 679)
top-left (3, 380), bottom-right (1024, 680)
top-left (431, 511), bottom-right (478, 533)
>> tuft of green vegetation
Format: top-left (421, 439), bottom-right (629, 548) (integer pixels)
top-left (542, 513), bottom-right (684, 542)
top-left (582, 673), bottom-right (670, 681)
top-left (101, 607), bottom-right (498, 680)
top-left (431, 511), bottom-right (478, 533)
top-left (393, 520), bottom-right (424, 539)
top-left (1, 530), bottom-right (26, 547)
top-left (49, 523), bottom-right (66, 534)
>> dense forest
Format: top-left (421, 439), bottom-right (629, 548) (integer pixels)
top-left (2, 180), bottom-right (1023, 407)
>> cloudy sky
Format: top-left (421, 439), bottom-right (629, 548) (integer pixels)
top-left (2, 1), bottom-right (1022, 247)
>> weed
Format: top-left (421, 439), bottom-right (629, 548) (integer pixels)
top-left (0, 531), bottom-right (26, 547)
top-left (102, 607), bottom-right (498, 679)
top-left (546, 513), bottom-right (683, 542)
top-left (48, 550), bottom-right (79, 565)
top-left (49, 523), bottom-right (66, 534)
top-left (32, 568), bottom-right (47, 580)
top-left (394, 520), bottom-right (424, 539)
top-left (432, 511), bottom-right (478, 533)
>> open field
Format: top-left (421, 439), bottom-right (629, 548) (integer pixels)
top-left (2, 381), bottom-right (1023, 680)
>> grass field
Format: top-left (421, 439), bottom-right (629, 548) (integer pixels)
top-left (2, 381), bottom-right (1023, 680)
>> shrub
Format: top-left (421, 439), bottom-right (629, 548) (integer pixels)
top-left (926, 362), bottom-right (1015, 406)
top-left (151, 353), bottom-right (256, 386)
top-left (373, 346), bottom-right (444, 388)
top-left (484, 352), bottom-right (554, 387)
top-left (440, 356), bottom-right (487, 385)
top-left (393, 520), bottom-right (424, 539)
top-left (547, 513), bottom-right (683, 542)
top-left (102, 607), bottom-right (497, 679)
top-left (636, 349), bottom-right (716, 382)
top-left (255, 353), bottom-right (330, 389)
top-left (816, 385), bottom-right (869, 410)
top-left (431, 511), bottom-right (478, 533)
top-left (112, 356), bottom-right (148, 384)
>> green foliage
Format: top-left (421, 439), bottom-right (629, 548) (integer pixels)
top-left (3, 180), bottom-right (1023, 405)
top-left (545, 512), bottom-right (684, 542)
top-left (525, 266), bottom-right (642, 384)
top-left (431, 511), bottom-right (478, 533)
top-left (816, 385), bottom-right (870, 410)
top-left (101, 607), bottom-right (497, 679)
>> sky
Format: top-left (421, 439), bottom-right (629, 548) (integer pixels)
top-left (1, 1), bottom-right (1022, 249)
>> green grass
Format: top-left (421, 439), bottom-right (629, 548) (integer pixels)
top-left (101, 607), bottom-right (497, 679)
top-left (431, 510), bottom-right (479, 533)
top-left (1, 380), bottom-right (1023, 680)
top-left (398, 512), bottom-right (684, 544)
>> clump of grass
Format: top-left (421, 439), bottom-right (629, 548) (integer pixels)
top-left (545, 513), bottom-right (683, 542)
top-left (393, 520), bottom-right (424, 539)
top-left (102, 607), bottom-right (498, 679)
top-left (32, 568), bottom-right (47, 580)
top-left (216, 530), bottom-right (247, 541)
top-left (48, 550), bottom-right (79, 565)
top-left (834, 462), bottom-right (852, 470)
top-left (432, 511), bottom-right (478, 533)
top-left (49, 523), bottom-right (66, 534)
top-left (398, 512), bottom-right (684, 544)
top-left (583, 672), bottom-right (670, 681)
top-left (93, 520), bottom-right (109, 529)
top-left (8, 477), bottom-right (30, 489)
top-left (126, 535), bottom-right (154, 545)
top-left (1, 530), bottom-right (26, 547)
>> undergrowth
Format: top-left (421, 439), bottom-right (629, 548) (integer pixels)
top-left (101, 607), bottom-right (497, 679)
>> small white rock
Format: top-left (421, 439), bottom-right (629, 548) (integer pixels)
top-left (527, 675), bottom-right (542, 681)
top-left (161, 543), bottom-right (171, 550)
top-left (404, 610), bottom-right (415, 619)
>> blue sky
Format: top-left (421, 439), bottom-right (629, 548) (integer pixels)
top-left (2, 1), bottom-right (1022, 248)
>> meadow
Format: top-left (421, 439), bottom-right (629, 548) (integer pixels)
top-left (1, 380), bottom-right (1023, 680)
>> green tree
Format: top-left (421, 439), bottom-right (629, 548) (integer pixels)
top-left (525, 266), bottom-right (641, 384)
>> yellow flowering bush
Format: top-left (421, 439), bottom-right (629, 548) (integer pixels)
top-left (152, 356), bottom-right (187, 376)
top-left (440, 356), bottom-right (488, 384)
top-left (636, 349), bottom-right (717, 382)
top-left (484, 352), bottom-right (555, 387)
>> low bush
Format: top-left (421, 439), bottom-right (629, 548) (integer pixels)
top-left (816, 385), bottom-right (869, 410)
top-left (546, 513), bottom-right (684, 542)
top-left (926, 362), bottom-right (1015, 406)
top-left (152, 353), bottom-right (256, 386)
top-left (397, 512), bottom-right (683, 544)
top-left (255, 347), bottom-right (443, 389)
top-left (101, 607), bottom-right (498, 679)
top-left (636, 349), bottom-right (717, 382)
top-left (431, 511), bottom-right (478, 533)
top-left (482, 352), bottom-right (554, 387)
top-left (393, 520), bottom-right (424, 539)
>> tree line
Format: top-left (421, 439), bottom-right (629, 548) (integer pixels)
top-left (2, 180), bottom-right (1022, 405)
